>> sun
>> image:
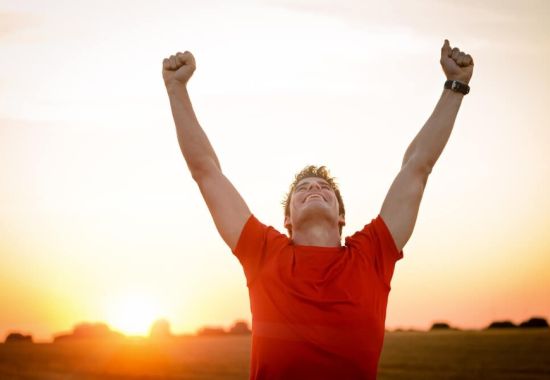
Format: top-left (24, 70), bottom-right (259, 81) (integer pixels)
top-left (105, 294), bottom-right (161, 336)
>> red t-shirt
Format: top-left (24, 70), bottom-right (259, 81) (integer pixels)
top-left (232, 214), bottom-right (403, 380)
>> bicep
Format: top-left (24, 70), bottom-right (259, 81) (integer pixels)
top-left (380, 160), bottom-right (430, 252)
top-left (195, 169), bottom-right (252, 251)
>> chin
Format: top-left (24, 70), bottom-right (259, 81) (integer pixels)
top-left (296, 206), bottom-right (337, 223)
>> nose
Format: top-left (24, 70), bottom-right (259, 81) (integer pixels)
top-left (307, 182), bottom-right (322, 190)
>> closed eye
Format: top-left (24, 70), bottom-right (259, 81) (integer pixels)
top-left (295, 183), bottom-right (331, 192)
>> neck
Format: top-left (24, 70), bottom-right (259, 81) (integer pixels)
top-left (291, 220), bottom-right (341, 247)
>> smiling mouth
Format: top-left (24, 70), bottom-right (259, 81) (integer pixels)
top-left (304, 194), bottom-right (325, 202)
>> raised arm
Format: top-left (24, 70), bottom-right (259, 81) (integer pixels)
top-left (380, 39), bottom-right (474, 252)
top-left (162, 51), bottom-right (251, 250)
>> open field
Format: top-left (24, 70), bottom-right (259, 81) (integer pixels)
top-left (379, 329), bottom-right (550, 380)
top-left (1, 329), bottom-right (549, 379)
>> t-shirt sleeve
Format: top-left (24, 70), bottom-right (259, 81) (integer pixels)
top-left (231, 214), bottom-right (287, 287)
top-left (346, 214), bottom-right (404, 289)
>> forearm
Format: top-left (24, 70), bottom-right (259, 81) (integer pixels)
top-left (166, 84), bottom-right (221, 178)
top-left (403, 88), bottom-right (464, 170)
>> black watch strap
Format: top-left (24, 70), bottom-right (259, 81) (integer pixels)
top-left (444, 79), bottom-right (470, 95)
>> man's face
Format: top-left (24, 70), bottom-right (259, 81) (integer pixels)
top-left (284, 177), bottom-right (344, 235)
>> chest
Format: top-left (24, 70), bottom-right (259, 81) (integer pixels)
top-left (251, 248), bottom-right (389, 321)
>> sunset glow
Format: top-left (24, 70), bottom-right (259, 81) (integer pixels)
top-left (0, 0), bottom-right (548, 343)
top-left (105, 294), bottom-right (161, 336)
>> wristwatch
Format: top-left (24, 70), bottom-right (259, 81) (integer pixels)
top-left (444, 79), bottom-right (470, 95)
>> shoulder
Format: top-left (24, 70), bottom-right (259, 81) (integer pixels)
top-left (231, 215), bottom-right (289, 287)
top-left (345, 215), bottom-right (403, 260)
top-left (232, 214), bottom-right (289, 255)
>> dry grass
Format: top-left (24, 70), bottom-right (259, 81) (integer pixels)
top-left (379, 329), bottom-right (550, 380)
top-left (1, 330), bottom-right (549, 379)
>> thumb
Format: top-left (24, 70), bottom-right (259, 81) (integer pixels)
top-left (441, 39), bottom-right (452, 58)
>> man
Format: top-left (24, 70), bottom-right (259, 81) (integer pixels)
top-left (162, 39), bottom-right (473, 379)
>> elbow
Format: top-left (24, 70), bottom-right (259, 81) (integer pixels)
top-left (190, 168), bottom-right (205, 182)
top-left (402, 152), bottom-right (434, 176)
top-left (189, 159), bottom-right (221, 182)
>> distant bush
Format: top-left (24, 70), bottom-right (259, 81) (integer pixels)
top-left (196, 320), bottom-right (252, 336)
top-left (519, 317), bottom-right (549, 328)
top-left (228, 320), bottom-right (251, 335)
top-left (486, 317), bottom-right (550, 330)
top-left (150, 319), bottom-right (173, 339)
top-left (5, 332), bottom-right (33, 343)
top-left (487, 321), bottom-right (517, 329)
top-left (392, 328), bottom-right (422, 332)
top-left (54, 322), bottom-right (124, 342)
top-left (430, 322), bottom-right (452, 330)
top-left (196, 327), bottom-right (227, 336)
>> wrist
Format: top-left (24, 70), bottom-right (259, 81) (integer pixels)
top-left (444, 79), bottom-right (470, 95)
top-left (442, 88), bottom-right (465, 99)
top-left (165, 81), bottom-right (189, 96)
top-left (446, 76), bottom-right (470, 85)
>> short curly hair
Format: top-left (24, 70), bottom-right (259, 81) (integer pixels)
top-left (282, 165), bottom-right (345, 237)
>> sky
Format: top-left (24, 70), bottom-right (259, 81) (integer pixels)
top-left (1, 0), bottom-right (549, 342)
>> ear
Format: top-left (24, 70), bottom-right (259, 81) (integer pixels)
top-left (284, 215), bottom-right (291, 229)
top-left (284, 215), bottom-right (292, 237)
top-left (338, 214), bottom-right (345, 227)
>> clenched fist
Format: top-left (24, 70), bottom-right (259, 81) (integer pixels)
top-left (440, 40), bottom-right (474, 85)
top-left (162, 51), bottom-right (196, 87)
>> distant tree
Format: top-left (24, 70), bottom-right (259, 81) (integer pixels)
top-left (487, 320), bottom-right (517, 329)
top-left (519, 317), bottom-right (549, 328)
top-left (74, 322), bottom-right (110, 338)
top-left (5, 332), bottom-right (33, 343)
top-left (54, 322), bottom-right (124, 342)
top-left (150, 319), bottom-right (173, 339)
top-left (228, 320), bottom-right (251, 335)
top-left (430, 322), bottom-right (452, 330)
top-left (196, 326), bottom-right (227, 336)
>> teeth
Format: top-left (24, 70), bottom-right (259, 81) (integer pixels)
top-left (306, 195), bottom-right (322, 201)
